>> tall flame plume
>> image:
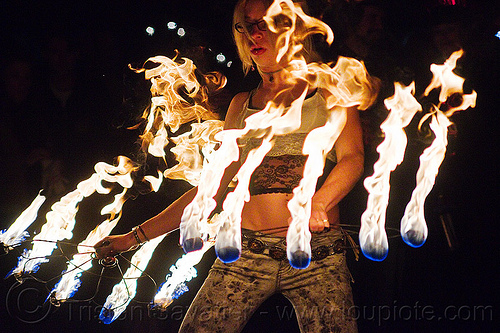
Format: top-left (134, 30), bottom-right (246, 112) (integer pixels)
top-left (360, 49), bottom-right (476, 260)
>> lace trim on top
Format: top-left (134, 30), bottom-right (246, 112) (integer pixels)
top-left (241, 133), bottom-right (308, 158)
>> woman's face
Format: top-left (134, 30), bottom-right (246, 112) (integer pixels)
top-left (242, 0), bottom-right (279, 70)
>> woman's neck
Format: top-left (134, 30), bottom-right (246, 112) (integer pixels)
top-left (260, 67), bottom-right (284, 83)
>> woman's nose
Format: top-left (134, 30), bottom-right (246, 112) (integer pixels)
top-left (249, 26), bottom-right (263, 39)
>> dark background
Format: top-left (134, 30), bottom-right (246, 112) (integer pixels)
top-left (1, 0), bottom-right (498, 332)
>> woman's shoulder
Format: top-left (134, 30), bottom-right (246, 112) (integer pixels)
top-left (231, 91), bottom-right (251, 106)
top-left (224, 91), bottom-right (251, 129)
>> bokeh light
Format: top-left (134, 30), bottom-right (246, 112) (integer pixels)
top-left (167, 21), bottom-right (177, 30)
top-left (216, 53), bottom-right (226, 63)
top-left (146, 26), bottom-right (155, 36)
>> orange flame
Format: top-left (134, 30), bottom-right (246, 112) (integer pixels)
top-left (264, 0), bottom-right (333, 64)
top-left (215, 93), bottom-right (305, 262)
top-left (286, 105), bottom-right (347, 267)
top-left (7, 2), bottom-right (479, 321)
top-left (166, 120), bottom-right (224, 185)
top-left (401, 49), bottom-right (476, 248)
top-left (136, 55), bottom-right (222, 134)
top-left (133, 55), bottom-right (226, 187)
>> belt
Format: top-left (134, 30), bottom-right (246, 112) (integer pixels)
top-left (242, 232), bottom-right (346, 261)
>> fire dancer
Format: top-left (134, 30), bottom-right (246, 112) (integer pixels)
top-left (96, 0), bottom-right (376, 331)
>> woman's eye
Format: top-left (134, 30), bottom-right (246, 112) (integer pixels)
top-left (257, 21), bottom-right (267, 30)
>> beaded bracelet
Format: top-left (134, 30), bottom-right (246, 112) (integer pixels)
top-left (137, 225), bottom-right (150, 242)
top-left (132, 226), bottom-right (145, 245)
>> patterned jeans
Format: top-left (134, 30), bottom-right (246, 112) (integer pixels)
top-left (179, 229), bottom-right (358, 333)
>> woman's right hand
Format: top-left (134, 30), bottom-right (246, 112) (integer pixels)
top-left (94, 232), bottom-right (137, 259)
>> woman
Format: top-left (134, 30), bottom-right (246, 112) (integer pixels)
top-left (96, 0), bottom-right (368, 331)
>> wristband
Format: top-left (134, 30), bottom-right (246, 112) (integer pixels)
top-left (137, 225), bottom-right (150, 242)
top-left (132, 226), bottom-right (144, 245)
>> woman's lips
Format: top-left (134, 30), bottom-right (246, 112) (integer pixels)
top-left (250, 47), bottom-right (266, 55)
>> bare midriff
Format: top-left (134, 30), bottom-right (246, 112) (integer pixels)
top-left (241, 193), bottom-right (339, 236)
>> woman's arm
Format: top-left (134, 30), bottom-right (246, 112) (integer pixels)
top-left (94, 92), bottom-right (248, 257)
top-left (309, 106), bottom-right (364, 231)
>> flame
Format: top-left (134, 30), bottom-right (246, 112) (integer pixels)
top-left (360, 82), bottom-right (422, 261)
top-left (144, 170), bottom-right (164, 192)
top-left (283, 57), bottom-right (378, 268)
top-left (0, 193), bottom-right (46, 249)
top-left (179, 66), bottom-right (312, 260)
top-left (165, 120), bottom-right (224, 186)
top-left (90, 56), bottom-right (226, 317)
top-left (214, 94), bottom-right (303, 262)
top-left (286, 105), bottom-right (347, 268)
top-left (424, 50), bottom-right (465, 104)
top-left (361, 50), bottom-right (476, 260)
top-left (99, 234), bottom-right (166, 324)
top-left (179, 127), bottom-right (245, 254)
top-left (130, 56), bottom-right (228, 254)
top-left (310, 58), bottom-right (379, 111)
top-left (50, 190), bottom-right (128, 302)
top-left (97, 56), bottom-right (225, 316)
top-left (264, 0), bottom-right (333, 64)
top-left (9, 156), bottom-right (137, 277)
top-left (135, 55), bottom-right (224, 174)
top-left (424, 49), bottom-right (477, 117)
top-left (400, 110), bottom-right (451, 247)
top-left (212, 66), bottom-right (313, 263)
top-left (180, 0), bottom-right (378, 269)
top-left (133, 55), bottom-right (225, 188)
top-left (400, 49), bottom-right (476, 248)
top-left (136, 55), bottom-right (222, 135)
top-left (152, 213), bottom-right (223, 310)
top-left (215, 137), bottom-right (275, 262)
top-left (3, 0), bottom-right (478, 321)
top-left (153, 239), bottom-right (216, 309)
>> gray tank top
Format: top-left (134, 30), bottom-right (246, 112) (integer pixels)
top-left (237, 88), bottom-right (337, 163)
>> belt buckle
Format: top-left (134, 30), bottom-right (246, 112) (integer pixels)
top-left (247, 237), bottom-right (286, 261)
top-left (269, 246), bottom-right (286, 260)
top-left (311, 239), bottom-right (346, 261)
top-left (247, 238), bottom-right (265, 254)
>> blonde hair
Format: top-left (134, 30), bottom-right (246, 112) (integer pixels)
top-left (232, 0), bottom-right (322, 75)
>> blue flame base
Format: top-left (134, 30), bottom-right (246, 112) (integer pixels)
top-left (289, 250), bottom-right (311, 269)
top-left (361, 244), bottom-right (388, 262)
top-left (182, 237), bottom-right (204, 253)
top-left (402, 230), bottom-right (426, 248)
top-left (216, 246), bottom-right (241, 263)
top-left (99, 307), bottom-right (115, 324)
